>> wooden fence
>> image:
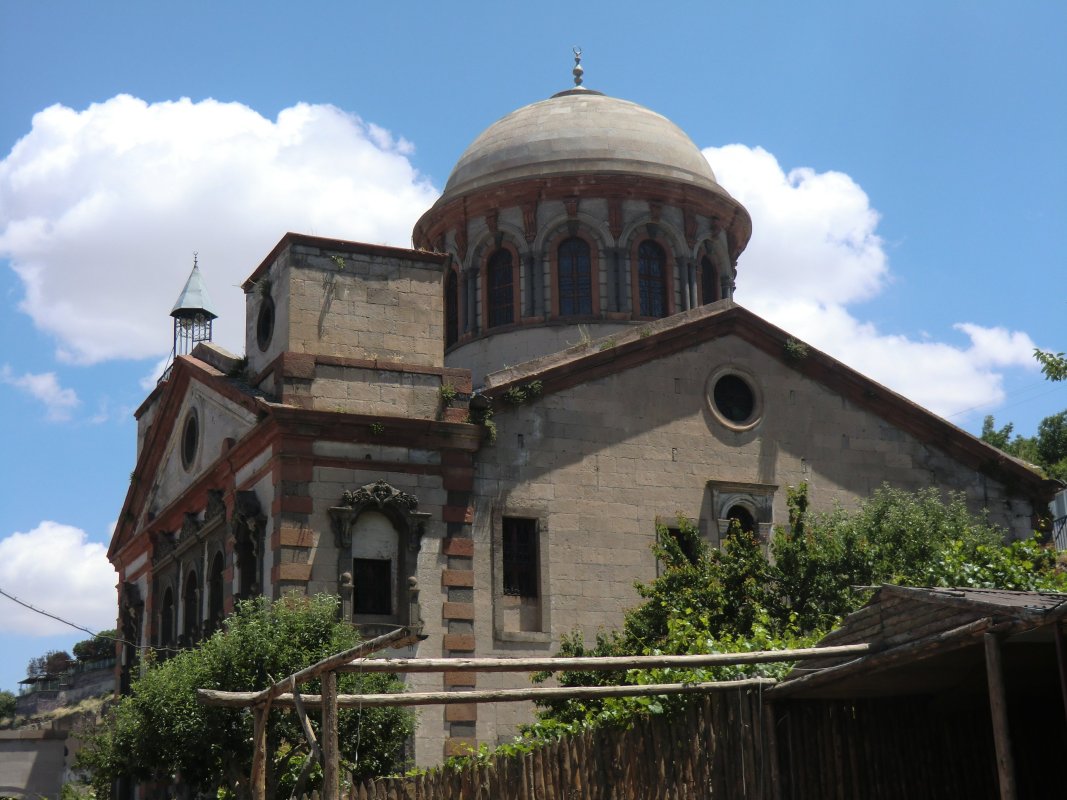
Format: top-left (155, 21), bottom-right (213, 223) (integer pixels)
top-left (300, 689), bottom-right (773, 800)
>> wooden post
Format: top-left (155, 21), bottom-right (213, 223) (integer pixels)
top-left (250, 701), bottom-right (270, 800)
top-left (322, 669), bottom-right (339, 800)
top-left (984, 632), bottom-right (1017, 800)
top-left (765, 701), bottom-right (783, 800)
top-left (1054, 622), bottom-right (1067, 724)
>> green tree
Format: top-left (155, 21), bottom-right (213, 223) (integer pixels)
top-left (75, 595), bottom-right (413, 799)
top-left (0, 689), bottom-right (16, 719)
top-left (1035, 349), bottom-right (1067, 382)
top-left (980, 415), bottom-right (1015, 451)
top-left (1036, 411), bottom-right (1067, 480)
top-left (982, 410), bottom-right (1067, 479)
top-left (73, 631), bottom-right (117, 663)
top-left (26, 650), bottom-right (74, 678)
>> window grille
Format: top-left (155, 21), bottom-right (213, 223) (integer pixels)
top-left (638, 240), bottom-right (668, 317)
top-left (487, 249), bottom-right (515, 327)
top-left (502, 517), bottom-right (538, 598)
top-left (557, 238), bottom-right (592, 315)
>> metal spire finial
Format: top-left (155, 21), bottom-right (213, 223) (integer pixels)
top-left (572, 47), bottom-right (584, 87)
top-left (193, 251), bottom-right (199, 269)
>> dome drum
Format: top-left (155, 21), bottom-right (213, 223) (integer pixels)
top-left (415, 87), bottom-right (751, 385)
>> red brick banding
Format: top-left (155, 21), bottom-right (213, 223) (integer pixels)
top-left (442, 538), bottom-right (475, 557)
top-left (441, 569), bottom-right (475, 588)
top-left (442, 602), bottom-right (475, 621)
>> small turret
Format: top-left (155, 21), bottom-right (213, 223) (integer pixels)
top-left (170, 254), bottom-right (217, 358)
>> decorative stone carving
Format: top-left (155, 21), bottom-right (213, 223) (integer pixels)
top-left (329, 479), bottom-right (431, 550)
top-left (484, 210), bottom-right (498, 234)
top-left (455, 224), bottom-right (468, 262)
top-left (608, 199), bottom-right (623, 240)
top-left (120, 582), bottom-right (143, 647)
top-left (231, 491), bottom-right (264, 536)
top-left (206, 488), bottom-right (226, 521)
top-left (563, 197), bottom-right (578, 219)
top-left (684, 209), bottom-right (697, 249)
top-left (150, 530), bottom-right (178, 565)
top-left (180, 512), bottom-right (201, 541)
top-left (522, 201), bottom-right (538, 244)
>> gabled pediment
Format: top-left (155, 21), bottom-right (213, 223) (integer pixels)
top-left (109, 356), bottom-right (262, 562)
top-left (479, 301), bottom-right (1057, 501)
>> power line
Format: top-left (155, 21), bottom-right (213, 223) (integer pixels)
top-left (0, 586), bottom-right (181, 655)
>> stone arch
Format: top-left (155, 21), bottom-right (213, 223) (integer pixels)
top-left (182, 567), bottom-right (199, 644)
top-left (231, 491), bottom-right (264, 602)
top-left (159, 585), bottom-right (175, 649)
top-left (538, 220), bottom-right (607, 319)
top-left (620, 215), bottom-right (689, 316)
top-left (205, 549), bottom-right (225, 636)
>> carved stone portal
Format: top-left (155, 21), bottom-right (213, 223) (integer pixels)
top-left (329, 479), bottom-right (430, 551)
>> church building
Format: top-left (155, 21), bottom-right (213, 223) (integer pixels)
top-left (107, 64), bottom-right (1057, 762)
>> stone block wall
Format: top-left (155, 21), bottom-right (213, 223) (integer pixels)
top-left (462, 332), bottom-right (1038, 747)
top-left (246, 238), bottom-right (447, 380)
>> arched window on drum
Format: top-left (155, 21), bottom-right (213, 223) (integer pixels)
top-left (557, 237), bottom-right (592, 316)
top-left (637, 240), bottom-right (668, 318)
top-left (701, 256), bottom-right (719, 304)
top-left (486, 248), bottom-right (515, 328)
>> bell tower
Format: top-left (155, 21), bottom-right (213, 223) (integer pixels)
top-left (170, 254), bottom-right (217, 358)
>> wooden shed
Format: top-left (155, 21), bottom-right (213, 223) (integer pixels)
top-left (767, 586), bottom-right (1067, 800)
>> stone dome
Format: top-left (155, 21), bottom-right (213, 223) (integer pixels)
top-left (440, 88), bottom-right (727, 202)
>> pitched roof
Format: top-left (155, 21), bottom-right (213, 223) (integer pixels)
top-left (480, 300), bottom-right (1058, 501)
top-left (770, 584), bottom-right (1067, 699)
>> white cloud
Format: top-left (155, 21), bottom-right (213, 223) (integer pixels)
top-left (0, 95), bottom-right (440, 365)
top-left (0, 364), bottom-right (80, 421)
top-left (704, 145), bottom-right (1038, 418)
top-left (0, 522), bottom-right (116, 636)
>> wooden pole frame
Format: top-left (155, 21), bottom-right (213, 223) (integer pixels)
top-left (335, 643), bottom-right (874, 674)
top-left (984, 632), bottom-right (1017, 800)
top-left (200, 676), bottom-right (779, 709)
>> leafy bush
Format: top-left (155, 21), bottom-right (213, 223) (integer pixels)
top-left (522, 484), bottom-right (1065, 738)
top-left (76, 595), bottom-right (413, 799)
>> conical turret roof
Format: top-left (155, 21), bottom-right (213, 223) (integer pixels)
top-left (170, 261), bottom-right (217, 320)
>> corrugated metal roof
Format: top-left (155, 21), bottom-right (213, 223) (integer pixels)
top-left (170, 263), bottom-right (217, 319)
top-left (877, 585), bottom-right (1067, 617)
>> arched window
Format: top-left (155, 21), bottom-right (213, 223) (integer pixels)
top-left (206, 552), bottom-right (224, 635)
top-left (351, 511), bottom-right (399, 618)
top-left (486, 249), bottom-right (515, 328)
top-left (701, 256), bottom-right (718, 304)
top-left (726, 505), bottom-right (756, 535)
top-left (182, 571), bottom-right (199, 643)
top-left (159, 588), bottom-right (174, 647)
top-left (445, 269), bottom-right (459, 347)
top-left (637, 241), bottom-right (668, 318)
top-left (557, 238), bottom-right (592, 316)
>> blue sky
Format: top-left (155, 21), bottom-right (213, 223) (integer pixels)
top-left (0, 1), bottom-right (1064, 693)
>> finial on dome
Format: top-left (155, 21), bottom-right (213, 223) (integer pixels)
top-left (572, 47), bottom-right (583, 87)
top-left (193, 251), bottom-right (198, 269)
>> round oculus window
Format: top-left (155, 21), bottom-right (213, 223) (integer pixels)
top-left (256, 296), bottom-right (275, 352)
top-left (706, 368), bottom-right (762, 430)
top-left (181, 410), bottom-right (199, 470)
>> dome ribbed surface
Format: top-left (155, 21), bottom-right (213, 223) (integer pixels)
top-left (441, 91), bottom-right (722, 199)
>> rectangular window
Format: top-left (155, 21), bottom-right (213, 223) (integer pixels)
top-left (502, 517), bottom-right (538, 598)
top-left (353, 558), bottom-right (392, 615)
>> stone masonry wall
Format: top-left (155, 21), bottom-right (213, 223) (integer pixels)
top-left (284, 244), bottom-right (444, 367)
top-left (465, 333), bottom-right (1037, 746)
